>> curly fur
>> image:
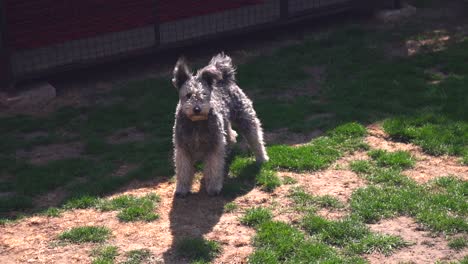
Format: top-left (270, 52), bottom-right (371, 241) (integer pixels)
top-left (172, 53), bottom-right (268, 197)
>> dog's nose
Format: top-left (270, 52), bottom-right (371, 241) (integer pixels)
top-left (193, 106), bottom-right (201, 114)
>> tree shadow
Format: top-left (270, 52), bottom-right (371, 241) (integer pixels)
top-left (162, 156), bottom-right (260, 263)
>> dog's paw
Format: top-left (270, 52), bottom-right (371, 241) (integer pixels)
top-left (256, 155), bottom-right (269, 164)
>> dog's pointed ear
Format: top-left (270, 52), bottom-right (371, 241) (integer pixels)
top-left (200, 65), bottom-right (222, 88)
top-left (172, 57), bottom-right (191, 90)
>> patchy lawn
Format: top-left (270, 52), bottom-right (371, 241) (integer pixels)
top-left (1, 1), bottom-right (467, 263)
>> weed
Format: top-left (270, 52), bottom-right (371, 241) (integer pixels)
top-left (58, 226), bottom-right (111, 243)
top-left (241, 207), bottom-right (273, 227)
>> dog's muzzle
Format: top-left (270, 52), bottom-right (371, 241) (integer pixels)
top-left (189, 115), bottom-right (208, 121)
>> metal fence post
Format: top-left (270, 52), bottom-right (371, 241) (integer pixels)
top-left (0, 0), bottom-right (14, 91)
top-left (280, 0), bottom-right (289, 20)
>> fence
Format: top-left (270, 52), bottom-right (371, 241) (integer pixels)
top-left (0, 0), bottom-right (398, 89)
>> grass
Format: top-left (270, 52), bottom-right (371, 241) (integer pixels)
top-left (240, 207), bottom-right (273, 227)
top-left (122, 249), bottom-right (152, 264)
top-left (58, 226), bottom-right (111, 243)
top-left (282, 176), bottom-right (297, 184)
top-left (0, 5), bottom-right (467, 264)
top-left (42, 207), bottom-right (62, 217)
top-left (266, 123), bottom-right (368, 172)
top-left (289, 187), bottom-right (344, 211)
top-left (224, 202), bottom-right (238, 213)
top-left (350, 160), bottom-right (374, 174)
top-left (250, 220), bottom-right (365, 263)
top-left (350, 155), bottom-right (467, 233)
top-left (302, 215), bottom-right (407, 255)
top-left (351, 176), bottom-right (468, 233)
top-left (448, 237), bottom-right (467, 251)
top-left (384, 115), bottom-right (467, 157)
top-left (175, 237), bottom-right (221, 263)
top-left (98, 194), bottom-right (160, 222)
top-left (62, 193), bottom-right (160, 222)
top-left (368, 149), bottom-right (415, 169)
top-left (2, 8), bottom-right (467, 219)
top-left (91, 245), bottom-right (118, 264)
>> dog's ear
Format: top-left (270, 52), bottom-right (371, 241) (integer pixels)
top-left (200, 65), bottom-right (222, 88)
top-left (172, 57), bottom-right (191, 90)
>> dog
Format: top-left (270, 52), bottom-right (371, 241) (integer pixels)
top-left (171, 53), bottom-right (269, 197)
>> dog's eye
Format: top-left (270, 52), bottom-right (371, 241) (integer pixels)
top-left (186, 93), bottom-right (192, 99)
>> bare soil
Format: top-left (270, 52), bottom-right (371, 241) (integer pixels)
top-left (366, 125), bottom-right (467, 183)
top-left (107, 127), bottom-right (146, 144)
top-left (2, 124), bottom-right (467, 263)
top-left (367, 217), bottom-right (466, 264)
top-left (15, 142), bottom-right (84, 165)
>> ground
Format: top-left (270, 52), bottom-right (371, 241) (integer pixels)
top-left (1, 0), bottom-right (467, 263)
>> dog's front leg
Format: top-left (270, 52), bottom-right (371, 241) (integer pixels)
top-left (203, 145), bottom-right (225, 196)
top-left (174, 148), bottom-right (195, 197)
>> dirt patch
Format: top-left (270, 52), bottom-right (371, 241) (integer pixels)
top-left (107, 127), bottom-right (146, 144)
top-left (366, 125), bottom-right (467, 183)
top-left (112, 164), bottom-right (139, 178)
top-left (403, 154), bottom-right (468, 183)
top-left (0, 178), bottom-right (259, 264)
top-left (406, 31), bottom-right (451, 56)
top-left (332, 151), bottom-right (369, 169)
top-left (367, 217), bottom-right (466, 264)
top-left (33, 188), bottom-right (69, 210)
top-left (316, 208), bottom-right (348, 221)
top-left (279, 170), bottom-right (366, 203)
top-left (16, 142), bottom-right (84, 165)
top-left (277, 66), bottom-right (325, 101)
top-left (21, 131), bottom-right (50, 140)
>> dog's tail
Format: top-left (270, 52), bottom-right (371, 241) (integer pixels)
top-left (209, 52), bottom-right (236, 82)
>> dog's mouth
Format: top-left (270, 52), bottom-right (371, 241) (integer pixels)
top-left (189, 115), bottom-right (208, 121)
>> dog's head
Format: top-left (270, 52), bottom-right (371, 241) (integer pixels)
top-left (172, 57), bottom-right (222, 122)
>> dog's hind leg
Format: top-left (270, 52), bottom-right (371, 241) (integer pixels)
top-left (236, 112), bottom-right (269, 164)
top-left (226, 121), bottom-right (238, 144)
top-left (174, 148), bottom-right (195, 197)
top-left (203, 145), bottom-right (226, 196)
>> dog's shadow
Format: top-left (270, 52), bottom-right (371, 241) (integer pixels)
top-left (162, 152), bottom-right (259, 263)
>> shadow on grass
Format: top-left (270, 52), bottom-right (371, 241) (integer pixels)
top-left (162, 157), bottom-right (260, 263)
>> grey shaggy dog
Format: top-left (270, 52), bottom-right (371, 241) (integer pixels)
top-left (171, 53), bottom-right (269, 197)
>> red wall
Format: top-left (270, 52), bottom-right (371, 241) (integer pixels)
top-left (4, 0), bottom-right (263, 50)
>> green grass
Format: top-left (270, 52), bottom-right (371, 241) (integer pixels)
top-left (105, 194), bottom-right (160, 222)
top-left (250, 220), bottom-right (365, 263)
top-left (224, 202), bottom-right (238, 213)
top-left (383, 115), bottom-right (467, 158)
top-left (58, 226), bottom-right (111, 243)
top-left (91, 245), bottom-right (119, 264)
top-left (42, 207), bottom-right (62, 217)
top-left (175, 237), bottom-right (221, 263)
top-left (121, 249), bottom-right (152, 264)
top-left (350, 176), bottom-right (468, 233)
top-left (240, 207), bottom-right (273, 227)
top-left (368, 149), bottom-right (415, 169)
top-left (282, 176), bottom-right (297, 185)
top-left (448, 237), bottom-right (467, 251)
top-left (289, 187), bottom-right (344, 211)
top-left (350, 160), bottom-right (373, 174)
top-left (266, 123), bottom-right (368, 172)
top-left (2, 11), bottom-right (467, 219)
top-left (302, 215), bottom-right (407, 255)
top-left (62, 193), bottom-right (160, 222)
top-left (64, 195), bottom-right (100, 209)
